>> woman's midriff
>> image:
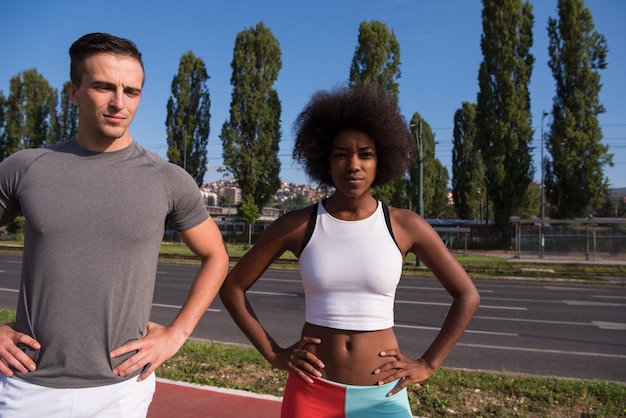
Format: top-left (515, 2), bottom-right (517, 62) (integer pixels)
top-left (301, 322), bottom-right (399, 386)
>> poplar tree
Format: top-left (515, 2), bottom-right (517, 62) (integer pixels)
top-left (407, 113), bottom-right (450, 218)
top-left (3, 69), bottom-right (57, 159)
top-left (349, 20), bottom-right (406, 207)
top-left (221, 22), bottom-right (282, 211)
top-left (349, 20), bottom-right (401, 103)
top-left (476, 0), bottom-right (535, 235)
top-left (545, 0), bottom-right (611, 218)
top-left (0, 92), bottom-right (6, 160)
top-left (166, 51), bottom-right (211, 186)
top-left (54, 85), bottom-right (79, 143)
top-left (452, 102), bottom-right (485, 221)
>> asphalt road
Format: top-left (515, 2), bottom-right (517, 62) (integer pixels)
top-left (1, 253), bottom-right (625, 383)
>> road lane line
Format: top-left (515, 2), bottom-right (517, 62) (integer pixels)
top-left (248, 291), bottom-right (299, 297)
top-left (594, 295), bottom-right (626, 300)
top-left (474, 315), bottom-right (590, 326)
top-left (479, 297), bottom-right (563, 304)
top-left (457, 343), bottom-right (626, 359)
top-left (592, 321), bottom-right (626, 330)
top-left (563, 300), bottom-right (626, 307)
top-left (476, 304), bottom-right (527, 311)
top-left (259, 278), bottom-right (300, 283)
top-left (0, 287), bottom-right (18, 293)
top-left (395, 324), bottom-right (516, 336)
top-left (396, 300), bottom-right (526, 311)
top-left (544, 286), bottom-right (596, 291)
top-left (473, 315), bottom-right (626, 330)
top-left (152, 303), bottom-right (220, 312)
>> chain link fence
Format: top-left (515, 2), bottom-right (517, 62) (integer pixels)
top-left (439, 218), bottom-right (626, 262)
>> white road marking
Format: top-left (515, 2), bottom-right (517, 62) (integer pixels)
top-left (457, 343), bottom-right (626, 359)
top-left (395, 323), bottom-right (517, 336)
top-left (248, 291), bottom-right (299, 297)
top-left (563, 300), bottom-right (626, 307)
top-left (474, 315), bottom-right (626, 330)
top-left (152, 303), bottom-right (221, 312)
top-left (396, 300), bottom-right (526, 311)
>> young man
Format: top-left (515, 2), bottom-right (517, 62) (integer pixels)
top-left (0, 33), bottom-right (229, 417)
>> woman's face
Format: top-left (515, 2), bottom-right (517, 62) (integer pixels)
top-left (328, 129), bottom-right (377, 198)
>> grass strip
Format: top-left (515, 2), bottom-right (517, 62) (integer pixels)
top-left (1, 310), bottom-right (624, 417)
top-left (160, 340), bottom-right (626, 417)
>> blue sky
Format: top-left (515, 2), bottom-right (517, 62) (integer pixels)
top-left (2, 0), bottom-right (624, 188)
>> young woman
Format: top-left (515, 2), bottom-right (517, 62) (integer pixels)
top-left (219, 84), bottom-right (480, 417)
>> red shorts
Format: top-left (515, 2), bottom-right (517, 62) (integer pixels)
top-left (280, 372), bottom-right (412, 418)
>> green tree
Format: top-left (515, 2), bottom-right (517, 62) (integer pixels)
top-left (166, 51), bottom-right (211, 186)
top-left (407, 113), bottom-right (449, 219)
top-left (595, 194), bottom-right (624, 218)
top-left (430, 161), bottom-right (451, 219)
top-left (349, 20), bottom-right (406, 207)
top-left (0, 92), bottom-right (6, 159)
top-left (221, 22), bottom-right (282, 210)
top-left (239, 194), bottom-right (260, 245)
top-left (476, 0), bottom-right (535, 236)
top-left (3, 69), bottom-right (58, 160)
top-left (517, 182), bottom-right (541, 218)
top-left (544, 0), bottom-right (611, 218)
top-left (370, 178), bottom-right (408, 209)
top-left (452, 102), bottom-right (485, 220)
top-left (349, 20), bottom-right (401, 103)
top-left (54, 84), bottom-right (79, 143)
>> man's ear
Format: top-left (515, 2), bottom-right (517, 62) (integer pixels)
top-left (66, 81), bottom-right (79, 106)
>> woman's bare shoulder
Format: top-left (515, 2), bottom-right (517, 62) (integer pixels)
top-left (273, 204), bottom-right (317, 229)
top-left (254, 203), bottom-right (318, 251)
top-left (385, 204), bottom-right (424, 226)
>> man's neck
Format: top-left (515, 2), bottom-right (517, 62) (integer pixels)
top-left (74, 134), bottom-right (133, 152)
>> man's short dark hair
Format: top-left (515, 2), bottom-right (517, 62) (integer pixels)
top-left (69, 32), bottom-right (144, 86)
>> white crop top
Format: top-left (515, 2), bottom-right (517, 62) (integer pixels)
top-left (299, 200), bottom-right (403, 331)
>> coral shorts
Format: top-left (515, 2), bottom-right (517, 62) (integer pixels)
top-left (281, 372), bottom-right (412, 418)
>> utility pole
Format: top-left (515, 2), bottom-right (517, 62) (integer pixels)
top-left (412, 120), bottom-right (424, 267)
top-left (182, 126), bottom-right (187, 172)
top-left (415, 120), bottom-right (424, 217)
top-left (540, 111), bottom-right (548, 258)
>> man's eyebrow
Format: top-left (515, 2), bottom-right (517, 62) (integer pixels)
top-left (90, 81), bottom-right (142, 93)
top-left (124, 86), bottom-right (143, 94)
top-left (90, 80), bottom-right (115, 88)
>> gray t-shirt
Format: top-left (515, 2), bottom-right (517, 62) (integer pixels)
top-left (0, 139), bottom-right (209, 388)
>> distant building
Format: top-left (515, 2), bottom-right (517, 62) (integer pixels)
top-left (200, 188), bottom-right (219, 206)
top-left (220, 186), bottom-right (241, 206)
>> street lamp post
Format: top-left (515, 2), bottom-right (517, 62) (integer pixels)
top-left (182, 126), bottom-right (187, 172)
top-left (540, 111), bottom-right (548, 258)
top-left (417, 119), bottom-right (424, 219)
top-left (411, 120), bottom-right (424, 267)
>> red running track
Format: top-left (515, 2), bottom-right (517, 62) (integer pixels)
top-left (148, 378), bottom-right (282, 418)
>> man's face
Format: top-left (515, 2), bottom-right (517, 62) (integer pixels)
top-left (67, 53), bottom-right (144, 151)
